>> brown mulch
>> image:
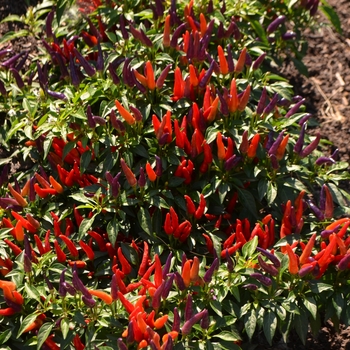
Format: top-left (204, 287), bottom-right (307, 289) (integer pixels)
top-left (1, 0), bottom-right (350, 349)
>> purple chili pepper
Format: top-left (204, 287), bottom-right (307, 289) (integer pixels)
top-left (119, 14), bottom-right (129, 40)
top-left (0, 165), bottom-right (9, 187)
top-left (225, 248), bottom-right (234, 272)
top-left (162, 252), bottom-right (173, 279)
top-left (4, 296), bottom-right (22, 312)
top-left (256, 87), bottom-right (268, 115)
top-left (73, 48), bottom-right (96, 77)
top-left (108, 63), bottom-right (120, 85)
top-left (10, 68), bottom-right (24, 89)
top-left (93, 115), bottom-right (106, 126)
top-left (315, 156), bottom-right (336, 166)
top-left (129, 106), bottom-right (142, 122)
top-left (29, 176), bottom-right (36, 202)
top-left (301, 133), bottom-right (320, 158)
top-left (268, 130), bottom-right (284, 157)
top-left (131, 69), bottom-right (147, 94)
top-left (69, 55), bottom-right (80, 87)
top-left (87, 17), bottom-right (101, 41)
top-left (224, 155), bottom-right (242, 171)
top-left (198, 60), bottom-right (215, 89)
top-left (53, 52), bottom-right (69, 79)
top-left (96, 43), bottom-right (104, 72)
top-left (282, 31), bottom-right (297, 40)
top-left (203, 257), bottom-right (218, 283)
top-left (252, 52), bottom-right (266, 70)
top-left (319, 184), bottom-right (326, 211)
top-left (174, 271), bottom-right (186, 291)
top-left (182, 309), bottom-right (207, 336)
top-left (285, 98), bottom-right (305, 118)
top-left (117, 338), bottom-right (128, 350)
top-left (59, 268), bottom-right (68, 297)
top-left (310, 0), bottom-right (319, 16)
top-left (47, 89), bottom-right (67, 101)
top-left (14, 51), bottom-right (29, 72)
top-left (156, 64), bottom-right (171, 89)
top-left (82, 295), bottom-right (96, 308)
top-left (298, 113), bottom-right (312, 126)
top-left (162, 273), bottom-right (175, 299)
top-left (0, 47), bottom-right (11, 60)
top-left (200, 309), bottom-right (209, 329)
top-left (257, 255), bottom-right (278, 276)
top-left (154, 0), bottom-right (164, 17)
top-left (239, 130), bottom-right (249, 154)
top-left (126, 320), bottom-right (135, 343)
top-left (184, 293), bottom-right (193, 321)
top-left (86, 105), bottom-right (97, 128)
top-left (23, 234), bottom-right (32, 259)
top-left (111, 274), bottom-right (118, 300)
top-left (307, 200), bottom-right (325, 221)
top-left (155, 155), bottom-right (162, 176)
top-left (72, 270), bottom-right (92, 299)
top-left (0, 198), bottom-right (19, 209)
top-left (45, 11), bottom-right (54, 39)
top-left (267, 15), bottom-right (286, 34)
top-left (2, 52), bottom-right (25, 69)
top-left (172, 307), bottom-right (180, 332)
top-left (298, 264), bottom-right (315, 277)
top-left (263, 93), bottom-right (279, 115)
top-left (151, 281), bottom-right (165, 309)
top-left (170, 23), bottom-right (186, 48)
top-left (320, 226), bottom-right (339, 239)
top-left (24, 253), bottom-right (32, 273)
top-left (138, 167), bottom-right (146, 188)
top-left (337, 254), bottom-right (350, 271)
top-left (139, 29), bottom-right (153, 47)
top-left (257, 247), bottom-right (281, 268)
top-left (163, 336), bottom-right (173, 350)
top-left (251, 272), bottom-right (272, 287)
top-left (294, 122), bottom-right (306, 155)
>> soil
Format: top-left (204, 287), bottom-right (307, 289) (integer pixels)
top-left (1, 0), bottom-right (350, 349)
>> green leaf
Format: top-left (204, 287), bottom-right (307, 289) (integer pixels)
top-left (237, 188), bottom-right (257, 218)
top-left (214, 330), bottom-right (241, 342)
top-left (320, 2), bottom-right (342, 34)
top-left (107, 217), bottom-right (119, 247)
top-left (0, 329), bottom-right (11, 344)
top-left (0, 30), bottom-right (29, 45)
top-left (210, 299), bottom-right (222, 317)
top-left (294, 308), bottom-right (308, 345)
top-left (242, 236), bottom-right (258, 259)
top-left (78, 215), bottom-right (96, 240)
top-left (24, 282), bottom-right (42, 302)
top-left (60, 317), bottom-right (70, 339)
top-left (137, 207), bottom-right (152, 235)
top-left (258, 178), bottom-right (268, 200)
top-left (309, 282), bottom-right (333, 294)
top-left (17, 313), bottom-right (39, 338)
top-left (37, 322), bottom-right (54, 350)
top-left (332, 292), bottom-right (344, 319)
top-left (263, 310), bottom-right (277, 345)
top-left (250, 19), bottom-right (268, 45)
top-left (291, 58), bottom-right (309, 77)
top-left (266, 181), bottom-right (277, 205)
top-left (303, 296), bottom-right (317, 320)
top-left (80, 150), bottom-right (92, 174)
top-left (244, 310), bottom-right (257, 340)
top-left (62, 141), bottom-right (76, 161)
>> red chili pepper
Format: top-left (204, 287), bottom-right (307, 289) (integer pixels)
top-left (163, 14), bottom-right (171, 47)
top-left (44, 229), bottom-right (51, 253)
top-left (142, 263), bottom-right (156, 281)
top-left (202, 234), bottom-right (214, 254)
top-left (4, 239), bottom-right (22, 256)
top-left (337, 221), bottom-right (350, 239)
top-left (53, 220), bottom-right (63, 237)
top-left (235, 47), bottom-right (247, 73)
top-left (120, 158), bottom-right (137, 188)
top-left (184, 195), bottom-right (196, 215)
top-left (117, 291), bottom-right (135, 313)
top-left (79, 240), bottom-right (95, 261)
top-left (194, 194), bottom-right (206, 219)
top-left (44, 334), bottom-right (60, 350)
top-left (238, 84), bottom-right (251, 112)
top-left (221, 242), bottom-right (243, 258)
top-left (317, 234), bottom-right (337, 268)
top-left (34, 183), bottom-right (57, 198)
top-left (173, 221), bottom-right (191, 239)
top-left (118, 247), bottom-right (132, 275)
top-left (34, 234), bottom-right (45, 255)
top-left (172, 67), bottom-right (184, 102)
top-left (114, 269), bottom-right (127, 294)
top-left (145, 162), bottom-right (157, 182)
top-left (65, 169), bottom-right (75, 187)
top-left (11, 211), bottom-right (37, 233)
top-left (68, 260), bottom-right (87, 269)
top-left (15, 221), bottom-right (24, 242)
top-left (59, 235), bottom-right (79, 258)
top-left (138, 241), bottom-right (149, 277)
top-left (73, 334), bottom-right (85, 350)
top-left (126, 281), bottom-right (143, 293)
top-left (228, 78), bottom-right (238, 113)
top-left (54, 240), bottom-right (66, 263)
top-left (154, 254), bottom-right (163, 288)
top-left (323, 185), bottom-right (334, 219)
top-left (0, 307), bottom-right (16, 316)
top-left (87, 230), bottom-right (106, 251)
top-left (73, 206), bottom-right (84, 227)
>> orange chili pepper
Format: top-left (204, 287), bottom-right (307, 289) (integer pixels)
top-left (172, 67), bottom-right (184, 101)
top-left (15, 221), bottom-right (24, 242)
top-left (199, 13), bottom-right (207, 36)
top-left (35, 173), bottom-right (51, 189)
top-left (217, 45), bottom-right (229, 75)
top-left (8, 183), bottom-right (28, 207)
top-left (145, 162), bottom-right (157, 182)
top-left (238, 84), bottom-right (251, 111)
top-left (216, 132), bottom-right (226, 160)
top-left (154, 314), bottom-right (168, 329)
top-left (145, 61), bottom-right (156, 90)
top-left (247, 133), bottom-right (260, 158)
top-left (299, 233), bottom-right (317, 264)
top-left (190, 256), bottom-right (200, 282)
top-left (89, 289), bottom-right (113, 305)
top-left (235, 47), bottom-right (247, 73)
top-left (115, 100), bottom-right (136, 125)
top-left (120, 158), bottom-right (137, 188)
top-left (228, 78), bottom-right (238, 113)
top-left (326, 218), bottom-right (350, 231)
top-left (285, 244), bottom-right (299, 274)
top-left (163, 14), bottom-right (171, 47)
top-left (276, 134), bottom-right (289, 161)
top-left (182, 260), bottom-right (191, 288)
top-left (49, 176), bottom-right (64, 194)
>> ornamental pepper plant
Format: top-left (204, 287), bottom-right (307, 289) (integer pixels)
top-left (0, 0), bottom-right (348, 349)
